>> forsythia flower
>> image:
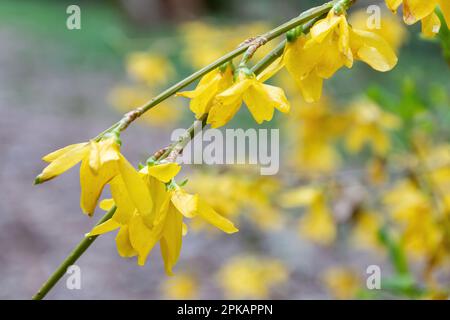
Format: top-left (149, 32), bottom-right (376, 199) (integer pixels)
top-left (384, 180), bottom-right (443, 259)
top-left (217, 256), bottom-right (288, 299)
top-left (284, 10), bottom-right (397, 102)
top-left (386, 0), bottom-right (450, 38)
top-left (345, 99), bottom-right (401, 156)
top-left (177, 64), bottom-right (234, 119)
top-left (207, 67), bottom-right (290, 128)
top-left (126, 52), bottom-right (175, 86)
top-left (35, 137), bottom-right (150, 217)
top-left (351, 210), bottom-right (383, 251)
top-left (88, 162), bottom-right (238, 274)
top-left (281, 187), bottom-right (336, 245)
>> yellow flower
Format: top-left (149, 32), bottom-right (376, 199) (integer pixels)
top-left (126, 52), bottom-right (174, 86)
top-left (88, 162), bottom-right (238, 274)
top-left (322, 267), bottom-right (361, 299)
top-left (35, 137), bottom-right (151, 217)
top-left (351, 210), bottom-right (383, 251)
top-left (345, 99), bottom-right (401, 156)
top-left (217, 256), bottom-right (288, 299)
top-left (207, 68), bottom-right (290, 128)
top-left (281, 187), bottom-right (336, 245)
top-left (386, 0), bottom-right (450, 38)
top-left (162, 273), bottom-right (198, 299)
top-left (177, 64), bottom-right (234, 119)
top-left (284, 11), bottom-right (397, 102)
top-left (384, 180), bottom-right (443, 259)
top-left (349, 9), bottom-right (408, 51)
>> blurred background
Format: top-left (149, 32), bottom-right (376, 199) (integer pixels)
top-left (1, 0), bottom-right (450, 299)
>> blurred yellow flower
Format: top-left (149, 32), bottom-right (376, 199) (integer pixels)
top-left (345, 99), bottom-right (401, 156)
top-left (126, 52), bottom-right (175, 86)
top-left (282, 187), bottom-right (336, 245)
top-left (351, 210), bottom-right (383, 251)
top-left (384, 180), bottom-right (443, 259)
top-left (217, 256), bottom-right (288, 299)
top-left (286, 96), bottom-right (347, 175)
top-left (162, 273), bottom-right (198, 299)
top-left (322, 267), bottom-right (361, 299)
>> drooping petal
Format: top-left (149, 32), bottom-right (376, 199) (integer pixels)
top-left (256, 56), bottom-right (285, 83)
top-left (129, 213), bottom-right (164, 266)
top-left (148, 163), bottom-right (181, 183)
top-left (88, 218), bottom-right (121, 236)
top-left (243, 81), bottom-right (275, 124)
top-left (197, 199), bottom-right (238, 234)
top-left (262, 84), bottom-right (290, 113)
top-left (88, 141), bottom-right (101, 173)
top-left (115, 225), bottom-right (137, 258)
top-left (42, 143), bottom-right (88, 162)
top-left (351, 29), bottom-right (398, 72)
top-left (297, 72), bottom-right (324, 103)
top-left (37, 143), bottom-right (89, 183)
top-left (160, 204), bottom-right (183, 275)
top-left (110, 175), bottom-right (136, 224)
top-left (285, 36), bottom-right (326, 81)
top-left (171, 189), bottom-right (199, 218)
top-left (80, 159), bottom-right (118, 216)
top-left (118, 155), bottom-right (153, 222)
top-left (207, 79), bottom-right (252, 128)
top-left (315, 39), bottom-right (347, 79)
top-left (403, 0), bottom-right (437, 25)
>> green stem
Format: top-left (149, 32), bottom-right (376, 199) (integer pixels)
top-left (32, 207), bottom-right (116, 300)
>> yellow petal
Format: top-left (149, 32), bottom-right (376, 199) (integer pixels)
top-left (197, 199), bottom-right (238, 234)
top-left (207, 79), bottom-right (252, 128)
top-left (88, 141), bottom-right (101, 173)
top-left (110, 176), bottom-right (136, 224)
top-left (98, 138), bottom-right (121, 164)
top-left (148, 163), bottom-right (181, 183)
top-left (403, 0), bottom-right (437, 25)
top-left (128, 213), bottom-right (163, 266)
top-left (80, 159), bottom-right (118, 216)
top-left (351, 29), bottom-right (398, 72)
top-left (37, 143), bottom-right (89, 183)
top-left (42, 143), bottom-right (88, 162)
top-left (115, 225), bottom-right (137, 258)
top-left (171, 189), bottom-right (199, 218)
top-left (309, 13), bottom-right (342, 43)
top-left (88, 218), bottom-right (121, 236)
top-left (182, 222), bottom-right (188, 236)
top-left (118, 155), bottom-right (153, 222)
top-left (99, 198), bottom-right (115, 211)
top-left (421, 12), bottom-right (441, 38)
top-left (297, 72), bottom-right (324, 103)
top-left (243, 81), bottom-right (275, 124)
top-left (315, 39), bottom-right (347, 79)
top-left (285, 36), bottom-right (326, 81)
top-left (160, 204), bottom-right (183, 275)
top-left (386, 0), bottom-right (403, 12)
top-left (256, 56), bottom-right (285, 83)
top-left (262, 84), bottom-right (290, 113)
